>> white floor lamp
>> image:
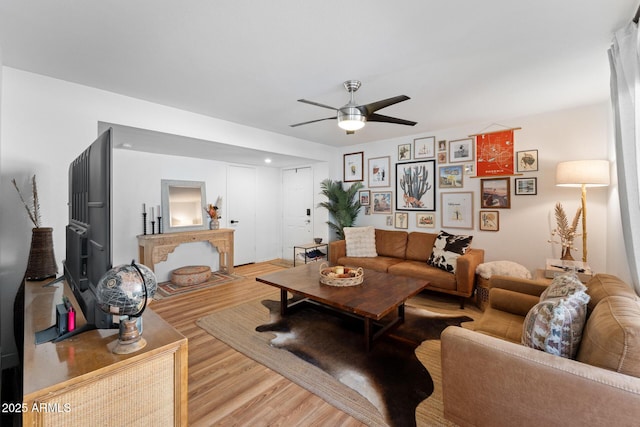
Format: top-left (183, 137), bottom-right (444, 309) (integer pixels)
top-left (556, 160), bottom-right (610, 263)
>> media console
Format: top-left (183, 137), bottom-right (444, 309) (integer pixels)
top-left (23, 277), bottom-right (188, 426)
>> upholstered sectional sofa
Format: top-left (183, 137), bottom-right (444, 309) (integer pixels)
top-left (441, 273), bottom-right (640, 426)
top-left (328, 228), bottom-right (484, 307)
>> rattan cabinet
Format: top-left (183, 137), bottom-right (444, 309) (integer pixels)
top-left (22, 279), bottom-right (188, 426)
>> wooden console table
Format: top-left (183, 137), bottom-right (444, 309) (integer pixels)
top-left (23, 278), bottom-right (188, 426)
top-left (137, 229), bottom-right (234, 274)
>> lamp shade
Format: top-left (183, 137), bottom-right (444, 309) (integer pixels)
top-left (556, 160), bottom-right (610, 187)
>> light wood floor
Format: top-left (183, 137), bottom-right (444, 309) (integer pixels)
top-left (150, 261), bottom-right (367, 427)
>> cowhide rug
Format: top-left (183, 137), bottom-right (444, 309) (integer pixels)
top-left (255, 298), bottom-right (472, 427)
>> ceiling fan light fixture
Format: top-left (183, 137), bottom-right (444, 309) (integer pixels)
top-left (337, 106), bottom-right (366, 131)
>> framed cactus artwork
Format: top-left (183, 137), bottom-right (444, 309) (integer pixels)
top-left (395, 160), bottom-right (436, 211)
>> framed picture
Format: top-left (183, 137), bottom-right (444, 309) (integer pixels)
top-left (364, 206), bottom-right (371, 215)
top-left (417, 213), bottom-right (436, 228)
top-left (414, 136), bottom-right (435, 159)
top-left (395, 160), bottom-right (436, 211)
top-left (480, 177), bottom-right (511, 208)
top-left (479, 210), bottom-right (500, 231)
top-left (359, 190), bottom-right (371, 205)
top-left (438, 140), bottom-right (447, 152)
top-left (372, 191), bottom-right (393, 214)
top-left (449, 138), bottom-right (474, 163)
top-left (437, 152), bottom-right (447, 164)
top-left (464, 163), bottom-right (475, 176)
top-left (343, 152), bottom-right (364, 182)
top-left (517, 149), bottom-right (539, 172)
top-left (386, 216), bottom-right (393, 226)
top-left (438, 165), bottom-right (464, 189)
top-left (394, 212), bottom-right (409, 229)
top-left (398, 143), bottom-right (411, 161)
top-left (515, 177), bottom-right (537, 195)
top-left (441, 192), bottom-right (474, 229)
top-left (368, 156), bottom-right (391, 187)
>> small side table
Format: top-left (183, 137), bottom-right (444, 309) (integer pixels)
top-left (293, 243), bottom-right (328, 267)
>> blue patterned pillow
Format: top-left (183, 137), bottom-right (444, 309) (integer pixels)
top-left (427, 231), bottom-right (473, 273)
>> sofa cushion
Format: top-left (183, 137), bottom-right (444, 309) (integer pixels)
top-left (337, 256), bottom-right (403, 273)
top-left (405, 232), bottom-right (437, 262)
top-left (427, 231), bottom-right (473, 273)
top-left (475, 261), bottom-right (532, 280)
top-left (577, 296), bottom-right (640, 378)
top-left (388, 260), bottom-right (457, 291)
top-left (374, 229), bottom-right (408, 259)
top-left (473, 306), bottom-right (527, 343)
top-left (586, 273), bottom-right (638, 313)
top-left (489, 288), bottom-right (541, 317)
top-left (521, 289), bottom-right (590, 359)
top-left (344, 226), bottom-right (377, 257)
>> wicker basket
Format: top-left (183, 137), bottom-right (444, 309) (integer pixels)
top-left (26, 227), bottom-right (58, 280)
top-left (319, 263), bottom-right (364, 287)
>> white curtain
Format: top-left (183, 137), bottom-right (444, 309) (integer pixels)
top-left (609, 20), bottom-right (640, 293)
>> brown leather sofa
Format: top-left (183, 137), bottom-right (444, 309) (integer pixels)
top-left (328, 228), bottom-right (484, 307)
top-left (441, 273), bottom-right (640, 426)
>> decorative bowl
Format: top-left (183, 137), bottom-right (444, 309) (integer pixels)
top-left (314, 237), bottom-right (323, 244)
top-left (318, 263), bottom-right (364, 287)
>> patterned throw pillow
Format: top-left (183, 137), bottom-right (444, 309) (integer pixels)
top-left (427, 231), bottom-right (473, 274)
top-left (522, 272), bottom-right (591, 359)
top-left (344, 226), bottom-right (377, 257)
top-left (540, 272), bottom-right (587, 300)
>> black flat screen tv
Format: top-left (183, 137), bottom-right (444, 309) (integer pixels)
top-left (60, 128), bottom-right (116, 339)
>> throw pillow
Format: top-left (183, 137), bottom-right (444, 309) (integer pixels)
top-left (540, 272), bottom-right (587, 300)
top-left (521, 295), bottom-right (590, 359)
top-left (475, 260), bottom-right (532, 280)
top-left (522, 273), bottom-right (590, 359)
top-left (427, 231), bottom-right (472, 274)
top-left (344, 226), bottom-right (377, 257)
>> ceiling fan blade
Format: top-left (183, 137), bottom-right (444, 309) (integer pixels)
top-left (367, 113), bottom-right (417, 126)
top-left (297, 99), bottom-right (338, 111)
top-left (290, 116), bottom-right (337, 127)
top-left (360, 95), bottom-right (410, 115)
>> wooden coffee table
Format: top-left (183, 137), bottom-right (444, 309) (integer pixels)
top-left (256, 262), bottom-right (429, 351)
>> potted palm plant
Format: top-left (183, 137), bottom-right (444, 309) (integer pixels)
top-left (318, 179), bottom-right (363, 240)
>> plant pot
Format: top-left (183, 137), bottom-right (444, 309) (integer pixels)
top-left (26, 227), bottom-right (58, 280)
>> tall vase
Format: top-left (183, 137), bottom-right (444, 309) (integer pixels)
top-left (26, 227), bottom-right (58, 280)
top-left (561, 246), bottom-right (574, 261)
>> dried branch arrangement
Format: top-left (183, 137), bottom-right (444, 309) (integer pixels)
top-left (549, 202), bottom-right (581, 260)
top-left (12, 175), bottom-right (41, 228)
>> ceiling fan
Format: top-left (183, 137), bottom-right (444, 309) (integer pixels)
top-left (290, 80), bottom-right (417, 134)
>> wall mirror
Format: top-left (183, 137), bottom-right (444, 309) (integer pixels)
top-left (161, 179), bottom-right (207, 233)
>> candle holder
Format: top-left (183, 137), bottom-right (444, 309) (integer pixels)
top-left (151, 220), bottom-right (156, 235)
top-left (142, 212), bottom-right (147, 235)
top-left (157, 216), bottom-right (162, 234)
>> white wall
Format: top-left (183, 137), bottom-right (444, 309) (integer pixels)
top-left (113, 149), bottom-right (284, 282)
top-left (333, 102), bottom-right (628, 280)
top-left (0, 67), bottom-right (332, 367)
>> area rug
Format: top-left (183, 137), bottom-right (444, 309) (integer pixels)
top-left (154, 271), bottom-right (244, 299)
top-left (196, 297), bottom-right (474, 426)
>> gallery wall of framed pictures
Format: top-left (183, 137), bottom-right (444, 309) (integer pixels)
top-left (342, 126), bottom-right (539, 233)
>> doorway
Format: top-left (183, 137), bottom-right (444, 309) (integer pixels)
top-left (282, 167), bottom-right (314, 261)
top-left (227, 165), bottom-right (256, 266)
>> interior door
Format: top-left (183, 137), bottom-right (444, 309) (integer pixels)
top-left (227, 165), bottom-right (256, 266)
top-left (282, 167), bottom-right (313, 261)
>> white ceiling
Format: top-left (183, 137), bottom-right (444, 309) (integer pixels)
top-left (1, 1), bottom-right (637, 153)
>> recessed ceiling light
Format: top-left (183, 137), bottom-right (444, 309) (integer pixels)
top-left (121, 143), bottom-right (133, 149)
top-left (264, 158), bottom-right (272, 163)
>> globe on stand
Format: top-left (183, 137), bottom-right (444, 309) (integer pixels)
top-left (96, 261), bottom-right (157, 354)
